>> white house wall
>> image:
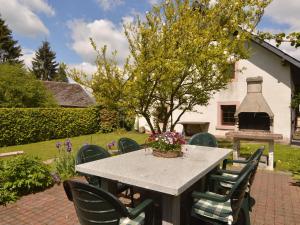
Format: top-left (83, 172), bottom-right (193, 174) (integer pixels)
top-left (138, 41), bottom-right (292, 143)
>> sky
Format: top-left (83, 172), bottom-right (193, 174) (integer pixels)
top-left (0, 0), bottom-right (300, 74)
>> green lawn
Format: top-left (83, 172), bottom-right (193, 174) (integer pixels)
top-left (0, 131), bottom-right (148, 161)
top-left (1, 133), bottom-right (300, 176)
top-left (218, 139), bottom-right (300, 175)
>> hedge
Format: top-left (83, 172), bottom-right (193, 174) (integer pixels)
top-left (0, 108), bottom-right (100, 147)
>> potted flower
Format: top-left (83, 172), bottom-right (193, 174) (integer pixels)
top-left (146, 132), bottom-right (186, 158)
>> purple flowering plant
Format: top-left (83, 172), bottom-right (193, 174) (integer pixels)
top-left (55, 141), bottom-right (62, 152)
top-left (107, 140), bottom-right (116, 150)
top-left (65, 139), bottom-right (72, 152)
top-left (55, 139), bottom-right (72, 153)
top-left (146, 131), bottom-right (186, 152)
top-left (54, 138), bottom-right (76, 180)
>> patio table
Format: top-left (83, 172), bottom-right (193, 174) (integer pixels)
top-left (75, 145), bottom-right (232, 225)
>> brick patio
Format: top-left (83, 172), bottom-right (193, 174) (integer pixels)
top-left (0, 170), bottom-right (299, 225)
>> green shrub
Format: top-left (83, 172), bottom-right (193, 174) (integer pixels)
top-left (0, 63), bottom-right (57, 108)
top-left (0, 155), bottom-right (53, 205)
top-left (99, 107), bottom-right (119, 133)
top-left (98, 106), bottom-right (135, 132)
top-left (0, 108), bottom-right (100, 147)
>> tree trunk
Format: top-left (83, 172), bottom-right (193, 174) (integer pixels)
top-left (143, 114), bottom-right (156, 134)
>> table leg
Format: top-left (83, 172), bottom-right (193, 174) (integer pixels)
top-left (267, 141), bottom-right (274, 170)
top-left (162, 195), bottom-right (181, 225)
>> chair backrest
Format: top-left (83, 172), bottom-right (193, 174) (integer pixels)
top-left (247, 147), bottom-right (264, 162)
top-left (188, 132), bottom-right (218, 147)
top-left (118, 138), bottom-right (141, 154)
top-left (227, 161), bottom-right (258, 222)
top-left (248, 147), bottom-right (264, 186)
top-left (76, 145), bottom-right (111, 186)
top-left (76, 145), bottom-right (111, 165)
top-left (63, 180), bottom-right (129, 225)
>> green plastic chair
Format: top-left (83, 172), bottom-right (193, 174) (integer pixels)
top-left (118, 138), bottom-right (141, 154)
top-left (222, 147), bottom-right (265, 170)
top-left (190, 161), bottom-right (257, 225)
top-left (76, 145), bottom-right (111, 187)
top-left (188, 132), bottom-right (218, 147)
top-left (76, 144), bottom-right (135, 207)
top-left (63, 180), bottom-right (154, 225)
top-left (217, 147), bottom-right (265, 211)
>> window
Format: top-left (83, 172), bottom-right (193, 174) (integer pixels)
top-left (221, 105), bottom-right (236, 125)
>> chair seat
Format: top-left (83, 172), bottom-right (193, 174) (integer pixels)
top-left (120, 212), bottom-right (145, 225)
top-left (193, 192), bottom-right (233, 224)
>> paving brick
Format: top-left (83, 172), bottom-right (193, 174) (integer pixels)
top-left (0, 171), bottom-right (299, 225)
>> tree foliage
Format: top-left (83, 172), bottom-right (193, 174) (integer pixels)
top-left (71, 40), bottom-right (134, 129)
top-left (32, 41), bottom-right (58, 81)
top-left (0, 17), bottom-right (22, 64)
top-left (55, 62), bottom-right (69, 82)
top-left (257, 32), bottom-right (300, 48)
top-left (123, 0), bottom-right (270, 132)
top-left (0, 63), bottom-right (57, 107)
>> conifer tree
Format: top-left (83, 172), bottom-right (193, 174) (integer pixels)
top-left (32, 41), bottom-right (58, 80)
top-left (54, 62), bottom-right (68, 82)
top-left (0, 17), bottom-right (22, 64)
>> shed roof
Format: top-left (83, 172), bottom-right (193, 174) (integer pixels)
top-left (43, 81), bottom-right (95, 108)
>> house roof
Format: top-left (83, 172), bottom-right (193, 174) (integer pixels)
top-left (251, 37), bottom-right (300, 68)
top-left (43, 81), bottom-right (95, 107)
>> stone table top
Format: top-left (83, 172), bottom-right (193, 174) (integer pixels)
top-left (75, 145), bottom-right (232, 196)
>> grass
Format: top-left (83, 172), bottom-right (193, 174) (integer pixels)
top-left (0, 131), bottom-right (148, 161)
top-left (218, 139), bottom-right (300, 176)
top-left (1, 133), bottom-right (300, 177)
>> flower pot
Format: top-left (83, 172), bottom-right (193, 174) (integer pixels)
top-left (152, 149), bottom-right (183, 158)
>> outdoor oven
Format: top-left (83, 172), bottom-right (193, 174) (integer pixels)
top-left (226, 76), bottom-right (282, 170)
top-left (234, 76), bottom-right (274, 132)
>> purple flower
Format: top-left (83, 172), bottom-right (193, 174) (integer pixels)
top-left (51, 172), bottom-right (61, 184)
top-left (55, 142), bottom-right (62, 150)
top-left (107, 140), bottom-right (116, 150)
top-left (65, 138), bottom-right (72, 152)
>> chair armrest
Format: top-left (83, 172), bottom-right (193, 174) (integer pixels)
top-left (209, 174), bottom-right (237, 183)
top-left (227, 159), bottom-right (249, 164)
top-left (192, 191), bottom-right (226, 202)
top-left (218, 169), bottom-right (240, 175)
top-left (128, 199), bottom-right (153, 219)
top-left (222, 158), bottom-right (248, 169)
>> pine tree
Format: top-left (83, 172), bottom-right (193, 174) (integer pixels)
top-left (0, 17), bottom-right (22, 64)
top-left (31, 41), bottom-right (58, 81)
top-left (54, 62), bottom-right (68, 82)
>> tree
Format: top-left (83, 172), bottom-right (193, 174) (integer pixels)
top-left (0, 17), bottom-right (22, 64)
top-left (122, 0), bottom-right (270, 133)
top-left (0, 63), bottom-right (57, 107)
top-left (71, 41), bottom-right (134, 129)
top-left (72, 0), bottom-right (296, 134)
top-left (31, 41), bottom-right (58, 81)
top-left (54, 62), bottom-right (69, 82)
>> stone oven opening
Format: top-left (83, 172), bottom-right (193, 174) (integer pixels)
top-left (238, 112), bottom-right (270, 131)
